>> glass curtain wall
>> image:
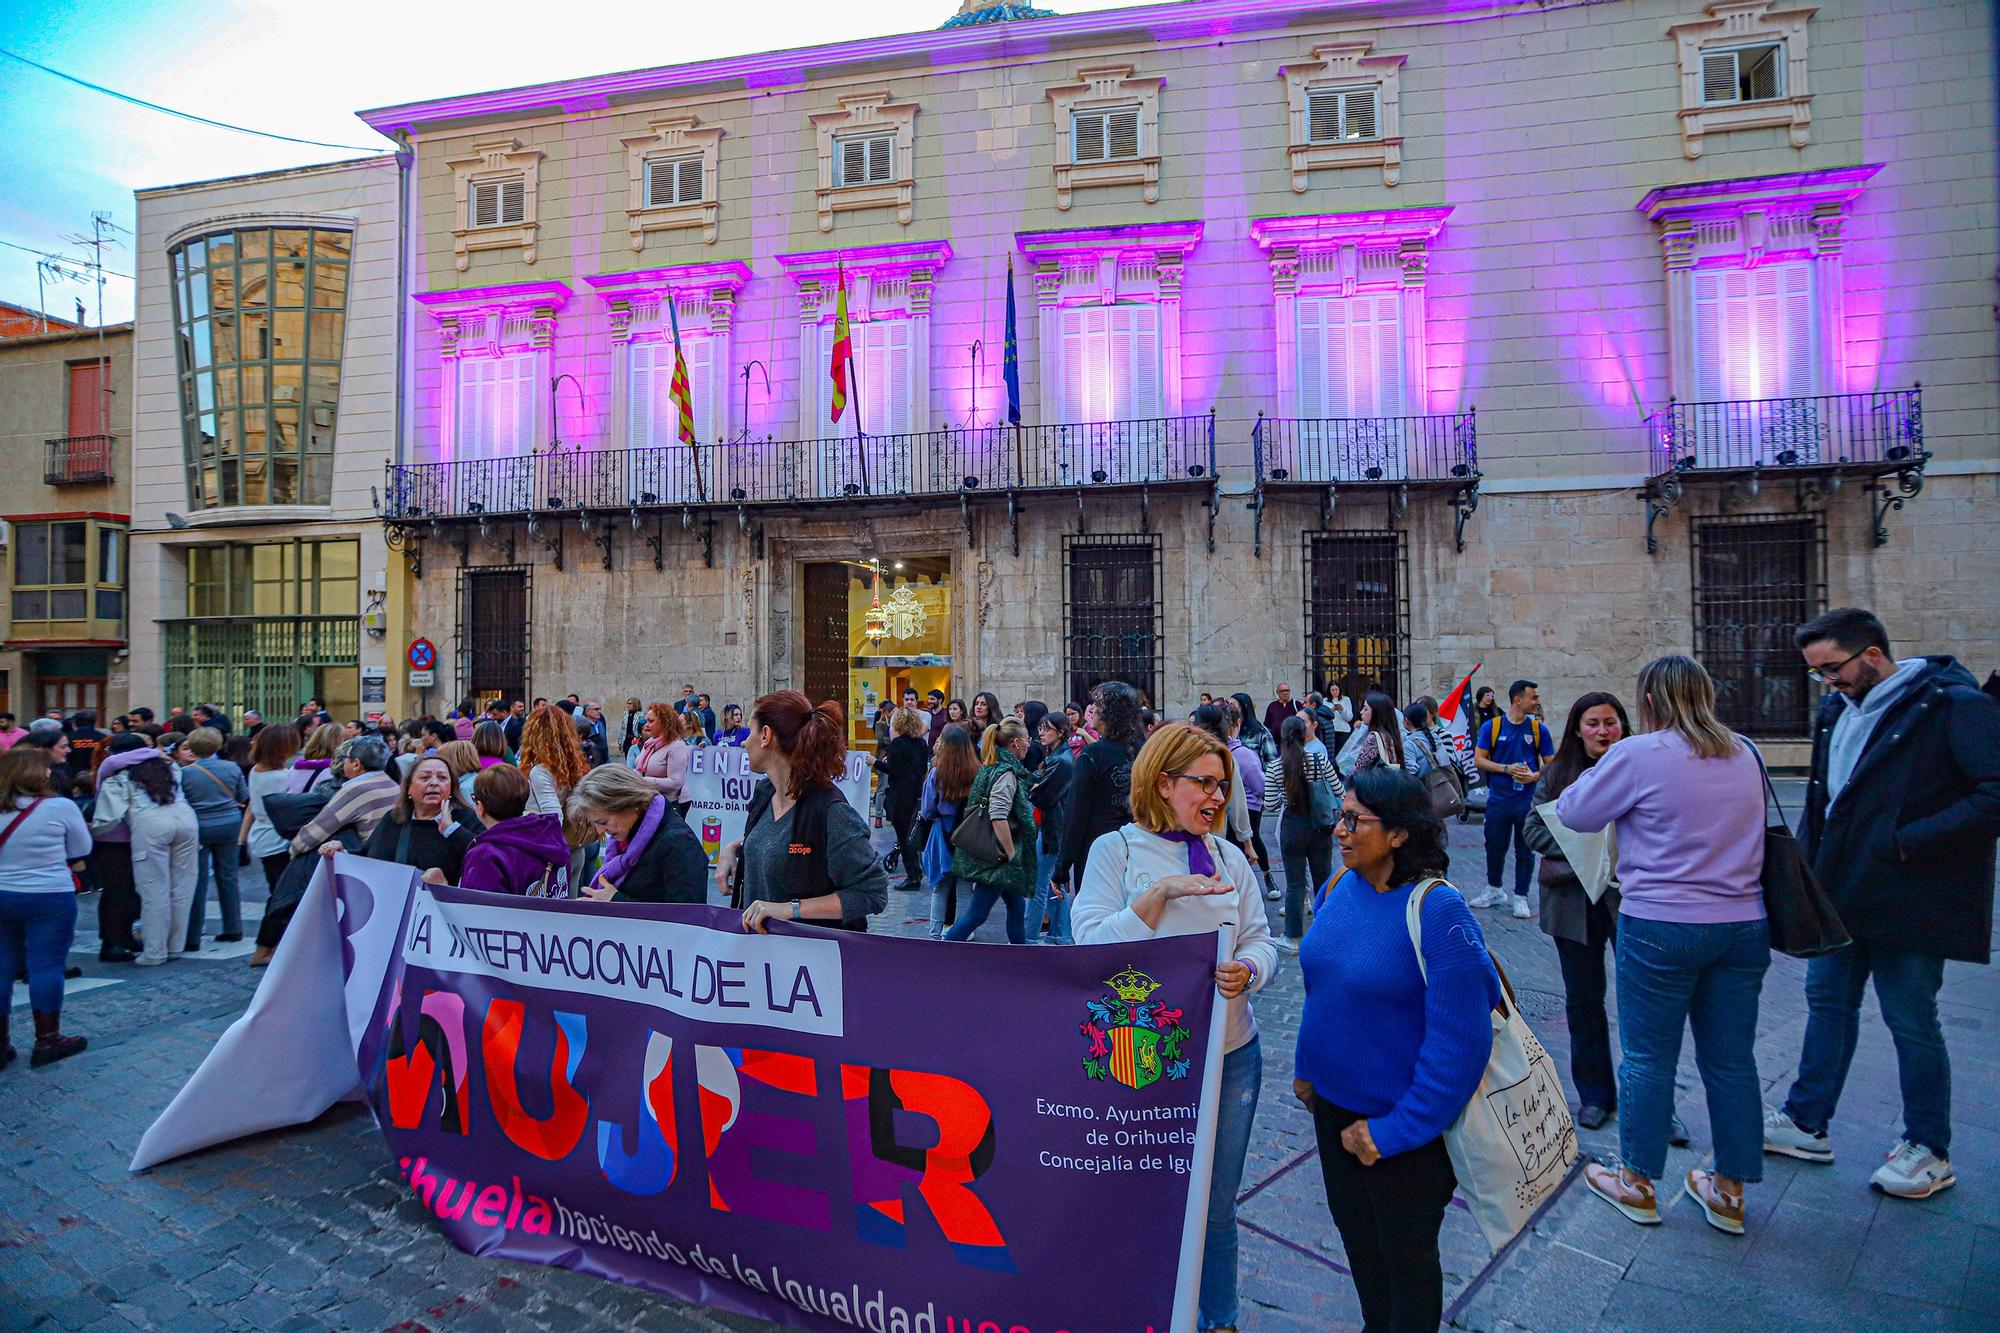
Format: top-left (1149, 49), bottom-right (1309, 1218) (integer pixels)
top-left (164, 538), bottom-right (361, 718)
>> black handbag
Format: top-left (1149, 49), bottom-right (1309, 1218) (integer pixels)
top-left (1754, 748), bottom-right (1850, 958)
top-left (950, 800), bottom-right (1006, 866)
top-left (1307, 775), bottom-right (1339, 833)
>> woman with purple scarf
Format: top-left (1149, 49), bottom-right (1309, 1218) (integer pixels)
top-left (568, 764), bottom-right (708, 903)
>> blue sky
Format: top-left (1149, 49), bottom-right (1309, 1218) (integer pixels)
top-left (0, 0), bottom-right (1143, 326)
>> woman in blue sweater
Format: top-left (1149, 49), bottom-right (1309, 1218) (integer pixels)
top-left (1294, 767), bottom-right (1500, 1332)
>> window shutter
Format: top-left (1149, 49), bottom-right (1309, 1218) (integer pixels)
top-left (470, 181), bottom-right (498, 228)
top-left (1115, 305), bottom-right (1162, 420)
top-left (1296, 297), bottom-right (1327, 418)
top-left (1306, 89), bottom-right (1341, 144)
top-left (685, 335), bottom-right (715, 444)
top-left (1778, 262), bottom-right (1813, 397)
top-left (876, 320), bottom-right (915, 434)
top-left (1324, 302), bottom-right (1353, 418)
top-left (1701, 51), bottom-right (1739, 104)
top-left (645, 159), bottom-right (673, 207)
top-left (457, 358), bottom-right (491, 455)
top-left (629, 343), bottom-right (662, 447)
top-left (1366, 293), bottom-right (1404, 417)
top-left (1107, 107), bottom-right (1140, 159)
top-left (676, 157), bottom-right (703, 203)
top-left (838, 138), bottom-right (865, 187)
top-left (859, 324), bottom-right (889, 433)
top-left (499, 179), bottom-right (525, 225)
top-left (1343, 89), bottom-right (1379, 141)
top-left (867, 135), bottom-right (892, 183)
top-left (1692, 270), bottom-right (1725, 402)
top-left (499, 353), bottom-right (536, 453)
top-left (1059, 308), bottom-right (1088, 421)
top-left (1073, 111), bottom-right (1107, 163)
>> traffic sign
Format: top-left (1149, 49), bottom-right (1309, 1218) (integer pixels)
top-left (408, 638), bottom-right (436, 672)
top-left (409, 669), bottom-right (436, 687)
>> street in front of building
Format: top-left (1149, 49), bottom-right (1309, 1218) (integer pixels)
top-left (6, 804), bottom-right (1997, 1332)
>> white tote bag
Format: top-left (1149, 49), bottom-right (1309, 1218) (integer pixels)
top-left (1406, 878), bottom-right (1580, 1252)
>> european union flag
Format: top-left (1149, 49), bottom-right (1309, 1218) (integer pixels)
top-left (1002, 257), bottom-right (1022, 426)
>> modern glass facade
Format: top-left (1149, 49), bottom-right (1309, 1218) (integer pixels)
top-left (163, 537), bottom-right (361, 719)
top-left (169, 226), bottom-right (351, 508)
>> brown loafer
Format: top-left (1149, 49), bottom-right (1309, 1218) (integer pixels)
top-left (1683, 1168), bottom-right (1745, 1235)
top-left (1585, 1162), bottom-right (1660, 1225)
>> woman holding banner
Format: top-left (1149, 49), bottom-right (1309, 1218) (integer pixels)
top-left (364, 754), bottom-right (476, 883)
top-left (1072, 721), bottom-right (1277, 1333)
top-left (568, 764), bottom-right (707, 904)
top-left (724, 692), bottom-right (886, 934)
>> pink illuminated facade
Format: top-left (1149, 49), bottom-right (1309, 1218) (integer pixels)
top-left (359, 0), bottom-right (1996, 751)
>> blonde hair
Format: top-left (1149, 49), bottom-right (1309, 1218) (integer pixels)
top-left (567, 763), bottom-right (659, 820)
top-left (979, 717), bottom-right (1028, 766)
top-left (1636, 655), bottom-right (1740, 761)
top-left (300, 723), bottom-right (341, 762)
top-left (891, 705), bottom-right (926, 739)
top-left (436, 739), bottom-right (480, 786)
top-left (1129, 721), bottom-right (1230, 835)
top-left (182, 727), bottom-right (224, 757)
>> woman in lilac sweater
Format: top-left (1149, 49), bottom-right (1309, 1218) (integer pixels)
top-left (1558, 655), bottom-right (1767, 1236)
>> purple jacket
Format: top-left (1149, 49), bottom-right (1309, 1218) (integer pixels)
top-left (460, 813), bottom-right (571, 896)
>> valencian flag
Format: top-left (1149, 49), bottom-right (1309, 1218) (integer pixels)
top-left (1003, 256), bottom-right (1022, 426)
top-left (665, 292), bottom-right (696, 445)
top-left (829, 262), bottom-right (853, 424)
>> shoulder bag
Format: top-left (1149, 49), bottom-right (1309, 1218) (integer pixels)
top-left (1750, 744), bottom-right (1850, 958)
top-left (1306, 763), bottom-right (1339, 833)
top-left (1411, 732), bottom-right (1467, 819)
top-left (1406, 877), bottom-right (1578, 1253)
top-left (950, 776), bottom-right (1007, 866)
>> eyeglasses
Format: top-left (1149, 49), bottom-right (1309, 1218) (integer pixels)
top-left (1806, 648), bottom-right (1868, 684)
top-left (1169, 771), bottom-right (1232, 798)
top-left (1337, 810), bottom-right (1381, 834)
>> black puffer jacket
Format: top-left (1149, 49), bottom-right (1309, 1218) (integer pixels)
top-left (1803, 655), bottom-right (2000, 964)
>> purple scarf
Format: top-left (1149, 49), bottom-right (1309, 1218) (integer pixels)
top-left (1157, 829), bottom-right (1218, 878)
top-left (598, 795), bottom-right (667, 888)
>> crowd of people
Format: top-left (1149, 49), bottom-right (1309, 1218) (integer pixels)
top-left (1, 608), bottom-right (1995, 1332)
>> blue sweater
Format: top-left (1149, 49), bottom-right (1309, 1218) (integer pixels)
top-left (1295, 870), bottom-right (1501, 1158)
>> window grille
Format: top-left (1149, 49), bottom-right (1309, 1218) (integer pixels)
top-left (458, 566), bottom-right (531, 706)
top-left (1063, 534), bottom-right (1163, 709)
top-left (1691, 513), bottom-right (1826, 737)
top-left (1304, 530), bottom-right (1407, 701)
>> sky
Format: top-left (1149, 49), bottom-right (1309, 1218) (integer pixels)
top-left (0, 0), bottom-right (1150, 327)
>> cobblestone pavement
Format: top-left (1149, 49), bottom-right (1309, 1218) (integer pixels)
top-left (5, 784), bottom-right (1997, 1331)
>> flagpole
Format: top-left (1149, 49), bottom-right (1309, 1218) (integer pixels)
top-left (851, 314), bottom-right (870, 497)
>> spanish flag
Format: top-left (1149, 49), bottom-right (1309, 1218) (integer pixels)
top-left (829, 262), bottom-right (853, 424)
top-left (666, 291), bottom-right (696, 445)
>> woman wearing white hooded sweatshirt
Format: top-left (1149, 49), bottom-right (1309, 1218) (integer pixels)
top-left (92, 733), bottom-right (200, 965)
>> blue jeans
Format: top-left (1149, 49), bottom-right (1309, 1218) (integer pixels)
top-left (943, 883), bottom-right (1026, 943)
top-left (1783, 943), bottom-right (1951, 1154)
top-left (188, 831), bottom-right (243, 950)
top-left (0, 890), bottom-right (78, 1025)
top-left (1615, 914), bottom-right (1769, 1182)
top-left (1201, 1034), bottom-right (1262, 1329)
top-left (928, 871), bottom-right (955, 941)
top-left (1484, 797), bottom-right (1534, 897)
top-left (1027, 846), bottom-right (1070, 944)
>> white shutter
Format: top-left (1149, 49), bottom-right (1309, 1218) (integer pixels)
top-left (1701, 51), bottom-right (1739, 105)
top-left (1692, 270), bottom-right (1725, 402)
top-left (1073, 111), bottom-right (1107, 163)
top-left (868, 135), bottom-right (892, 182)
top-left (470, 178), bottom-right (526, 227)
top-left (1059, 309), bottom-right (1088, 421)
top-left (678, 158), bottom-right (704, 203)
top-left (1116, 304), bottom-right (1162, 420)
top-left (629, 344), bottom-right (665, 447)
top-left (1296, 297), bottom-right (1327, 418)
top-left (1693, 262), bottom-right (1815, 402)
top-left (456, 358), bottom-right (493, 455)
top-left (837, 135), bottom-right (893, 185)
top-left (1306, 90), bottom-right (1341, 144)
top-left (470, 181), bottom-right (498, 228)
top-left (1342, 89), bottom-right (1378, 140)
top-left (1777, 261), bottom-right (1814, 398)
top-left (495, 352), bottom-right (535, 454)
top-left (499, 179), bottom-right (525, 224)
top-left (685, 335), bottom-right (714, 444)
top-left (1364, 293), bottom-right (1404, 417)
top-left (1107, 107), bottom-right (1140, 159)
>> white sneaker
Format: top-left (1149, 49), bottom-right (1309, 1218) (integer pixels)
top-left (1510, 896), bottom-right (1531, 919)
top-left (1274, 937), bottom-right (1300, 955)
top-left (1762, 1105), bottom-right (1833, 1163)
top-left (1871, 1139), bottom-right (1955, 1198)
top-left (1469, 888), bottom-right (1507, 909)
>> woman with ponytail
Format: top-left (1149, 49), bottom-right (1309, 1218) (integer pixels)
top-left (943, 718), bottom-right (1036, 943)
top-left (722, 692), bottom-right (887, 933)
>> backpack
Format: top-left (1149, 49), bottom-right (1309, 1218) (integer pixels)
top-left (1483, 716), bottom-right (1543, 759)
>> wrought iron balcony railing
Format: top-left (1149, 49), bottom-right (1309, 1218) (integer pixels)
top-left (1646, 388), bottom-right (1925, 478)
top-left (381, 415), bottom-right (1217, 522)
top-left (44, 434), bottom-right (115, 485)
top-left (1252, 410), bottom-right (1478, 487)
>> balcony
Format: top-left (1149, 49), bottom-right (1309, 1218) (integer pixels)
top-left (45, 435), bottom-right (114, 485)
top-left (1250, 409), bottom-right (1480, 554)
top-left (382, 414), bottom-right (1219, 555)
top-left (1642, 387), bottom-right (1928, 551)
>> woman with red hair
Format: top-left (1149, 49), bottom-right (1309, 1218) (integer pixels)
top-left (718, 692), bottom-right (886, 934)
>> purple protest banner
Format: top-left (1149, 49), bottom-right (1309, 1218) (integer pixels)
top-left (354, 872), bottom-right (1226, 1331)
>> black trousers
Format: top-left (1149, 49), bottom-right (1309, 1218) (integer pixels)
top-left (1312, 1097), bottom-right (1457, 1333)
top-left (91, 841), bottom-right (140, 951)
top-left (886, 802), bottom-right (921, 886)
top-left (1553, 899), bottom-right (1619, 1109)
top-left (255, 852), bottom-right (293, 949)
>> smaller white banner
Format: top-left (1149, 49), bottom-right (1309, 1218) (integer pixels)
top-left (679, 746), bottom-right (871, 865)
top-left (402, 889), bottom-right (847, 1037)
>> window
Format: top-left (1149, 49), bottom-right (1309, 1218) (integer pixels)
top-left (834, 133), bottom-right (894, 188)
top-left (1692, 514), bottom-right (1824, 737)
top-left (460, 567), bottom-right (531, 707)
top-left (170, 226), bottom-right (349, 509)
top-left (1305, 531), bottom-right (1406, 701)
top-left (644, 157), bottom-right (704, 208)
top-left (1072, 106), bottom-right (1140, 162)
top-left (1062, 534), bottom-right (1162, 709)
top-left (455, 352), bottom-right (538, 459)
top-left (1056, 305), bottom-right (1162, 423)
top-left (9, 518), bottom-right (124, 628)
top-left (168, 538), bottom-right (361, 721)
top-left (1701, 43), bottom-right (1783, 104)
top-left (817, 319), bottom-right (916, 435)
top-left (1691, 261), bottom-right (1814, 402)
top-left (1307, 87), bottom-right (1379, 143)
top-left (185, 538), bottom-right (359, 619)
top-left (630, 338), bottom-right (716, 447)
top-left (469, 177), bottom-right (527, 228)
top-left (1297, 294), bottom-right (1404, 418)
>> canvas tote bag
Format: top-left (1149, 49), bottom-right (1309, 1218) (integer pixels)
top-left (1406, 878), bottom-right (1579, 1252)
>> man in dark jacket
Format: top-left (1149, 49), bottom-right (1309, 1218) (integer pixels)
top-left (1764, 608), bottom-right (2000, 1200)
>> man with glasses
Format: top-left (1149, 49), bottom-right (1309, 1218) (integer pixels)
top-left (1764, 608), bottom-right (2000, 1200)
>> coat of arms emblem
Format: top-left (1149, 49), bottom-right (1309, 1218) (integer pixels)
top-left (1080, 966), bottom-right (1190, 1090)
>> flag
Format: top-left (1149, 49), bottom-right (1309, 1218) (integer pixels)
top-left (829, 263), bottom-right (853, 424)
top-left (1002, 257), bottom-right (1022, 426)
top-left (1438, 663), bottom-right (1483, 755)
top-left (666, 292), bottom-right (696, 445)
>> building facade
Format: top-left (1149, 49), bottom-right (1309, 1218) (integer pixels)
top-left (128, 157), bottom-right (402, 723)
top-left (361, 0), bottom-right (1998, 761)
top-left (0, 321), bottom-right (132, 719)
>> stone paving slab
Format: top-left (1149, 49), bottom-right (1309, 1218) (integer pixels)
top-left (6, 788), bottom-right (1997, 1332)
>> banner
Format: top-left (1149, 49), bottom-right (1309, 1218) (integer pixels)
top-left (137, 858), bottom-right (1229, 1333)
top-left (681, 747), bottom-right (871, 865)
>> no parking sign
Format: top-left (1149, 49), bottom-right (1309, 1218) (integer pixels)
top-left (408, 638), bottom-right (436, 687)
